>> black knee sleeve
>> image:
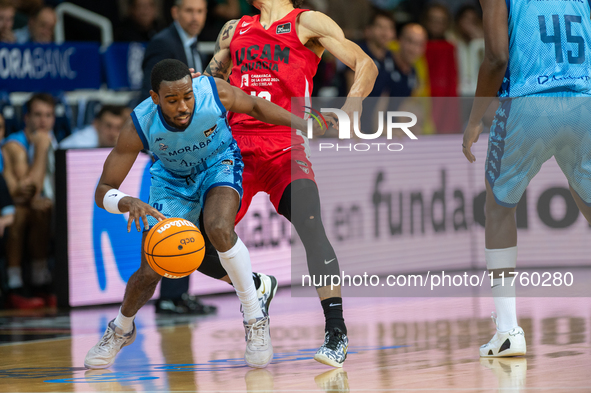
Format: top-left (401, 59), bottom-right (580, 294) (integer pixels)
top-left (279, 180), bottom-right (341, 282)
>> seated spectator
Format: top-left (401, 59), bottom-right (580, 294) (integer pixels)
top-left (421, 3), bottom-right (458, 97)
top-left (0, 114), bottom-right (15, 232)
top-left (12, 0), bottom-right (43, 30)
top-left (452, 5), bottom-right (484, 96)
top-left (356, 16), bottom-right (427, 98)
top-left (115, 0), bottom-right (164, 42)
top-left (327, 0), bottom-right (371, 42)
top-left (356, 11), bottom-right (399, 97)
top-left (14, 6), bottom-right (56, 43)
top-left (0, 0), bottom-right (16, 43)
top-left (422, 3), bottom-right (460, 133)
top-left (141, 0), bottom-right (208, 99)
top-left (2, 93), bottom-right (57, 309)
top-left (60, 105), bottom-right (126, 149)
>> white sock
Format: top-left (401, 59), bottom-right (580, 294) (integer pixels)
top-left (486, 247), bottom-right (518, 332)
top-left (114, 307), bottom-right (135, 333)
top-left (8, 266), bottom-right (23, 289)
top-left (217, 237), bottom-right (263, 321)
top-left (31, 259), bottom-right (51, 286)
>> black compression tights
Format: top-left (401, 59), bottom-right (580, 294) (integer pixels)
top-left (196, 179), bottom-right (340, 280)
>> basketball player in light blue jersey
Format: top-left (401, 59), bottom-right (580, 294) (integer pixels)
top-left (463, 0), bottom-right (591, 357)
top-left (84, 59), bottom-right (323, 369)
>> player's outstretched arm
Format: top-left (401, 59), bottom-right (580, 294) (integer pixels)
top-left (463, 0), bottom-right (509, 163)
top-left (214, 78), bottom-right (326, 136)
top-left (203, 19), bottom-right (238, 80)
top-left (96, 119), bottom-right (165, 232)
top-left (299, 11), bottom-right (378, 98)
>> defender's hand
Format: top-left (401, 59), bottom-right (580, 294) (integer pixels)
top-left (190, 68), bottom-right (202, 79)
top-left (119, 197), bottom-right (166, 232)
top-left (462, 121), bottom-right (484, 163)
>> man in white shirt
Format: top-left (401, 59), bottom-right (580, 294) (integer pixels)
top-left (60, 106), bottom-right (126, 149)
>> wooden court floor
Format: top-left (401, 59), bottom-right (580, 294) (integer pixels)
top-left (1, 290), bottom-right (590, 392)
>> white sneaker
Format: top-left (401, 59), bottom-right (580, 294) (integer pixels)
top-left (256, 273), bottom-right (278, 315)
top-left (480, 313), bottom-right (526, 357)
top-left (84, 319), bottom-right (136, 369)
top-left (244, 314), bottom-right (273, 368)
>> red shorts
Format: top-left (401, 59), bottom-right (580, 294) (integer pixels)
top-left (233, 131), bottom-right (315, 224)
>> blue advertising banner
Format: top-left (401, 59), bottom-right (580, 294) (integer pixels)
top-left (0, 43), bottom-right (102, 91)
top-left (102, 42), bottom-right (146, 91)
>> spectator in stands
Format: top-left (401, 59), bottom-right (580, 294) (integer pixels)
top-left (421, 3), bottom-right (458, 97)
top-left (357, 11), bottom-right (399, 97)
top-left (115, 0), bottom-right (165, 42)
top-left (140, 0), bottom-right (215, 316)
top-left (1, 93), bottom-right (56, 309)
top-left (11, 0), bottom-right (42, 30)
top-left (0, 0), bottom-right (16, 43)
top-left (14, 6), bottom-right (56, 43)
top-left (141, 0), bottom-right (207, 99)
top-left (0, 113), bottom-right (14, 231)
top-left (453, 5), bottom-right (484, 96)
top-left (0, 115), bottom-right (16, 298)
top-left (421, 3), bottom-right (460, 133)
top-left (60, 106), bottom-right (127, 149)
top-left (356, 15), bottom-right (427, 98)
top-left (326, 0), bottom-right (371, 42)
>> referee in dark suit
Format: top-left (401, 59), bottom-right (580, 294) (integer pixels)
top-left (141, 0), bottom-right (215, 315)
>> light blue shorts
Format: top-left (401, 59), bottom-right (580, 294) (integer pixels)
top-left (486, 94), bottom-right (591, 207)
top-left (147, 146), bottom-right (244, 229)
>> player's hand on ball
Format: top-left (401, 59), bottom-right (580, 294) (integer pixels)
top-left (119, 197), bottom-right (166, 232)
top-left (462, 120), bottom-right (484, 163)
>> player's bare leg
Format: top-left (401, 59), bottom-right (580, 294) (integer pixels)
top-left (6, 206), bottom-right (28, 288)
top-left (28, 198), bottom-right (53, 292)
top-left (121, 233), bottom-right (162, 317)
top-left (5, 205), bottom-right (45, 309)
top-left (85, 232), bottom-right (159, 369)
top-left (481, 180), bottom-right (525, 357)
top-left (203, 186), bottom-right (272, 368)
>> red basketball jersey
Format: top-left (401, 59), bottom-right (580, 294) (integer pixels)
top-left (228, 9), bottom-right (320, 133)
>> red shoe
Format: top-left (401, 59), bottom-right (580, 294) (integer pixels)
top-left (8, 293), bottom-right (45, 309)
top-left (42, 293), bottom-right (58, 308)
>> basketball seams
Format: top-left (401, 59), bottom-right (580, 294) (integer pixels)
top-left (151, 229), bottom-right (202, 253)
top-left (144, 218), bottom-right (205, 278)
top-left (149, 255), bottom-right (200, 276)
top-left (145, 246), bottom-right (205, 258)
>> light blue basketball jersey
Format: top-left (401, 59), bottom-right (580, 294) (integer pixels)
top-left (501, 0), bottom-right (591, 97)
top-left (131, 76), bottom-right (234, 176)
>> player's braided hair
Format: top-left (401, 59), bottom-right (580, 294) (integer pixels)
top-left (151, 59), bottom-right (191, 93)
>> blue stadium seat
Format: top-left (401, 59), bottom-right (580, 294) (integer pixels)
top-left (1, 103), bottom-right (22, 138)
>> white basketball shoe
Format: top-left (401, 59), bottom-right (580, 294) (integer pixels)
top-left (244, 314), bottom-right (273, 368)
top-left (256, 273), bottom-right (278, 315)
top-left (480, 312), bottom-right (526, 357)
top-left (84, 319), bottom-right (136, 369)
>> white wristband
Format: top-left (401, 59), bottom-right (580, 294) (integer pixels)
top-left (103, 189), bottom-right (130, 214)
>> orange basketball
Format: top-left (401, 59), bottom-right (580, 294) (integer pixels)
top-left (143, 218), bottom-right (205, 279)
